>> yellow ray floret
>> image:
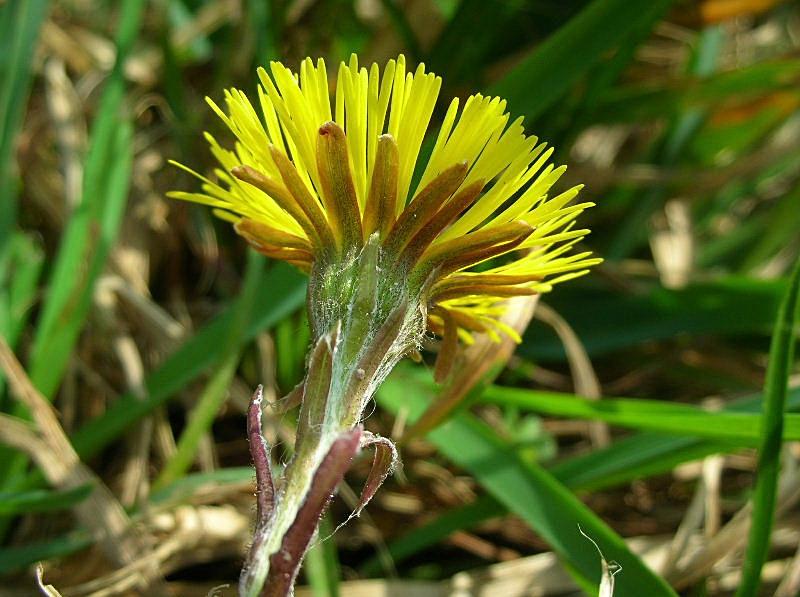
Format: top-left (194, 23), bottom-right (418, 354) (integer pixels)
top-left (168, 54), bottom-right (602, 347)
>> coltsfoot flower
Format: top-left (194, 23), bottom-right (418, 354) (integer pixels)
top-left (170, 54), bottom-right (600, 597)
top-left (170, 55), bottom-right (599, 367)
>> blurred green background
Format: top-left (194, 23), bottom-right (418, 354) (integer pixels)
top-left (1, 0), bottom-right (799, 595)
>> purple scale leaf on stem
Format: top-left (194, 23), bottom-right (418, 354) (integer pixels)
top-left (356, 431), bottom-right (399, 516)
top-left (261, 427), bottom-right (363, 597)
top-left (248, 385), bottom-right (275, 525)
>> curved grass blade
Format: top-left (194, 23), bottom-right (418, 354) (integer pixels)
top-left (5, 264), bottom-right (304, 506)
top-left (596, 59), bottom-right (800, 125)
top-left (1, 0), bottom-right (144, 500)
top-left (0, 233), bottom-right (44, 408)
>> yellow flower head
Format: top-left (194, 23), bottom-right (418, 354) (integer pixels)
top-left (170, 55), bottom-right (600, 353)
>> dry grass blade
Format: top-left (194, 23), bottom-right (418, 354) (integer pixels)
top-left (0, 337), bottom-right (160, 589)
top-left (62, 506), bottom-right (248, 597)
top-left (667, 466), bottom-right (800, 589)
top-left (36, 564), bottom-right (63, 597)
top-left (0, 337), bottom-right (80, 460)
top-left (703, 454), bottom-right (725, 537)
top-left (95, 276), bottom-right (152, 507)
top-left (649, 199), bottom-right (693, 289)
top-left (101, 275), bottom-right (186, 348)
top-left (0, 414), bottom-right (59, 478)
top-left (43, 58), bottom-right (86, 212)
top-left (579, 525), bottom-right (622, 597)
top-left (534, 302), bottom-right (609, 446)
top-left (661, 478), bottom-right (706, 577)
top-left (295, 533), bottom-right (669, 596)
top-left (401, 294), bottom-right (539, 441)
top-left (775, 539), bottom-right (800, 596)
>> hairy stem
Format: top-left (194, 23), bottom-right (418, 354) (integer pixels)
top-left (239, 235), bottom-right (424, 597)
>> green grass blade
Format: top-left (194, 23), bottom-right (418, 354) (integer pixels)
top-left (275, 312), bottom-right (308, 391)
top-left (0, 0), bottom-right (49, 405)
top-left (480, 386), bottom-right (800, 444)
top-left (596, 59), bottom-right (800, 124)
top-left (548, 387), bottom-right (800, 492)
top-left (0, 0), bottom-right (49, 257)
top-left (488, 0), bottom-right (673, 122)
top-left (3, 233), bottom-right (44, 347)
top-left (0, 485), bottom-right (92, 515)
top-left (0, 531), bottom-right (92, 575)
top-left (27, 0), bottom-right (145, 399)
top-left (27, 120), bottom-right (134, 397)
top-left (369, 428), bottom-right (769, 575)
top-left (246, 0), bottom-right (283, 68)
top-left (559, 9), bottom-right (663, 145)
top-left (523, 276), bottom-right (786, 361)
top-left (304, 515), bottom-right (341, 597)
top-left (0, 233), bottom-right (44, 406)
top-left (741, 185), bottom-right (800, 273)
top-left (378, 368), bottom-right (678, 596)
top-left (736, 256), bottom-right (800, 596)
top-left (23, 377), bottom-right (798, 575)
top-left (426, 0), bottom-right (537, 88)
top-left (531, 386), bottom-right (800, 493)
top-left (605, 25), bottom-right (723, 260)
top-left (154, 250), bottom-right (265, 489)
top-left (0, 0), bottom-right (142, 491)
top-left (0, 118), bottom-right (133, 491)
top-left (153, 350), bottom-right (241, 488)
top-left (364, 382), bottom-right (800, 574)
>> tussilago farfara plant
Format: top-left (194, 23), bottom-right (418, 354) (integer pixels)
top-left (170, 54), bottom-right (601, 597)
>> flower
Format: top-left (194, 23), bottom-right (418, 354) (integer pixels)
top-left (169, 55), bottom-right (600, 359)
top-left (171, 55), bottom-right (603, 595)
